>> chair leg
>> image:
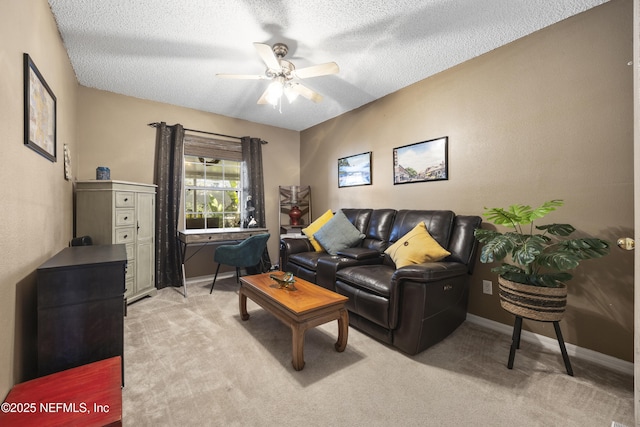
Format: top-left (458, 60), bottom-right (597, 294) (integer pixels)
top-left (210, 264), bottom-right (221, 294)
top-left (236, 267), bottom-right (240, 283)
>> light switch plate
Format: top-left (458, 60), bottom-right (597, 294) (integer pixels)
top-left (482, 280), bottom-right (493, 295)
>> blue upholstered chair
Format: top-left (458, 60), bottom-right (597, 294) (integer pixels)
top-left (210, 233), bottom-right (270, 293)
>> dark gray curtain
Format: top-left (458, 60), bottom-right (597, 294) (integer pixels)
top-left (241, 137), bottom-right (266, 228)
top-left (154, 122), bottom-right (185, 289)
top-left (242, 136), bottom-right (271, 271)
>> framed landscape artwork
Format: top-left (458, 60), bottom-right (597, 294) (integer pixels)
top-left (24, 53), bottom-right (57, 162)
top-left (393, 137), bottom-right (448, 185)
top-left (338, 151), bottom-right (372, 188)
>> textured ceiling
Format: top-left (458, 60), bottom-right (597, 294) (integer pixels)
top-left (48, 0), bottom-right (608, 131)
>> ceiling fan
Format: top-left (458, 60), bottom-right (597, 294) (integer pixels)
top-left (217, 42), bottom-right (339, 106)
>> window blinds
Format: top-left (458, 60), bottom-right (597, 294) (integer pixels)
top-left (183, 134), bottom-right (242, 161)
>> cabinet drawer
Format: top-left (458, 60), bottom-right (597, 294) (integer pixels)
top-left (125, 243), bottom-right (135, 261)
top-left (115, 209), bottom-right (135, 226)
top-left (125, 259), bottom-right (135, 282)
top-left (125, 278), bottom-right (134, 300)
top-left (115, 228), bottom-right (134, 244)
top-left (115, 192), bottom-right (135, 208)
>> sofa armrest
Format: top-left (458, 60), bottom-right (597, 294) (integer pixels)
top-left (336, 247), bottom-right (382, 260)
top-left (279, 237), bottom-right (314, 268)
top-left (388, 262), bottom-right (469, 330)
top-left (281, 237), bottom-right (314, 254)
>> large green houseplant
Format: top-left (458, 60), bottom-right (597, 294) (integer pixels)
top-left (474, 200), bottom-right (610, 320)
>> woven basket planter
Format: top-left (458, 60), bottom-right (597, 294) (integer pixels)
top-left (498, 276), bottom-right (567, 322)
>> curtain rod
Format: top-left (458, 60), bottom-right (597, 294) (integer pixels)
top-left (148, 122), bottom-right (240, 140)
top-left (147, 122), bottom-right (267, 144)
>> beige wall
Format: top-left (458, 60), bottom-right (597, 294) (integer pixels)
top-left (0, 0), bottom-right (80, 396)
top-left (301, 0), bottom-right (634, 361)
top-left (76, 87), bottom-right (300, 271)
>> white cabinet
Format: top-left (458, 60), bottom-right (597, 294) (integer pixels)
top-left (75, 180), bottom-right (157, 303)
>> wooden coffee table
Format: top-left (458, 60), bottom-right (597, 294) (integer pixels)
top-left (239, 272), bottom-right (349, 371)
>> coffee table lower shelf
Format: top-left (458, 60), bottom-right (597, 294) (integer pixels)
top-left (239, 273), bottom-right (349, 371)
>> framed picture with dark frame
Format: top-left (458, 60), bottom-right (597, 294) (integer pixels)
top-left (393, 137), bottom-right (448, 185)
top-left (24, 53), bottom-right (57, 162)
top-left (338, 151), bottom-right (372, 188)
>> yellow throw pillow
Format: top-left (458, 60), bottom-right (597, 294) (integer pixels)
top-left (302, 209), bottom-right (334, 251)
top-left (384, 222), bottom-right (451, 268)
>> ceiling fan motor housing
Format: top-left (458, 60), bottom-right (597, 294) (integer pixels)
top-left (265, 44), bottom-right (294, 79)
top-left (272, 43), bottom-right (288, 58)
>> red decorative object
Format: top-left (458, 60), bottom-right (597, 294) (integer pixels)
top-left (0, 357), bottom-right (122, 426)
top-left (289, 205), bottom-right (302, 225)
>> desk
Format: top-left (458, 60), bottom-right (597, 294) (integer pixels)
top-left (177, 228), bottom-right (269, 297)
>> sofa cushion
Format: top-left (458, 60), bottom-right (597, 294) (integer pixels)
top-left (384, 222), bottom-right (451, 268)
top-left (313, 210), bottom-right (365, 255)
top-left (362, 209), bottom-right (396, 251)
top-left (337, 264), bottom-right (394, 297)
top-left (341, 209), bottom-right (373, 234)
top-left (302, 209), bottom-right (334, 251)
top-left (389, 210), bottom-right (454, 248)
top-left (336, 265), bottom-right (395, 329)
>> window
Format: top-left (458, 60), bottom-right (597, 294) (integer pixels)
top-left (184, 155), bottom-right (242, 229)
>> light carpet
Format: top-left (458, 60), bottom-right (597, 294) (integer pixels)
top-left (122, 277), bottom-right (634, 426)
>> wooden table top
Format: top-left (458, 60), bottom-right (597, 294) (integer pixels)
top-left (240, 273), bottom-right (347, 315)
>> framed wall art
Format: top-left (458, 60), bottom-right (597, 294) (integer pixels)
top-left (338, 151), bottom-right (372, 188)
top-left (24, 53), bottom-right (57, 162)
top-left (63, 144), bottom-right (71, 180)
top-left (393, 137), bottom-right (448, 185)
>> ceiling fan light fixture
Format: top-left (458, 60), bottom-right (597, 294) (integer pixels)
top-left (266, 77), bottom-right (284, 106)
top-left (284, 84), bottom-right (299, 103)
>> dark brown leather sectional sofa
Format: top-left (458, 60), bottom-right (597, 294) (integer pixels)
top-left (280, 208), bottom-right (482, 355)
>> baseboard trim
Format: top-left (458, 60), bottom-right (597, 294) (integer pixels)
top-left (466, 314), bottom-right (633, 376)
top-left (185, 272), bottom-right (236, 286)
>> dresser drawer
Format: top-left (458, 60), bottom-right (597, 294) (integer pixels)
top-left (115, 209), bottom-right (135, 226)
top-left (125, 259), bottom-right (135, 282)
top-left (115, 192), bottom-right (135, 208)
top-left (125, 278), bottom-right (134, 300)
top-left (125, 243), bottom-right (135, 261)
top-left (115, 228), bottom-right (134, 244)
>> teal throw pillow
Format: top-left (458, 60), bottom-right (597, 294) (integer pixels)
top-left (313, 210), bottom-right (365, 255)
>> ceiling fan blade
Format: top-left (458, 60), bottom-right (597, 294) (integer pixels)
top-left (254, 42), bottom-right (281, 72)
top-left (256, 87), bottom-right (271, 105)
top-left (293, 62), bottom-right (339, 79)
top-left (290, 83), bottom-right (323, 103)
top-left (216, 73), bottom-right (267, 79)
